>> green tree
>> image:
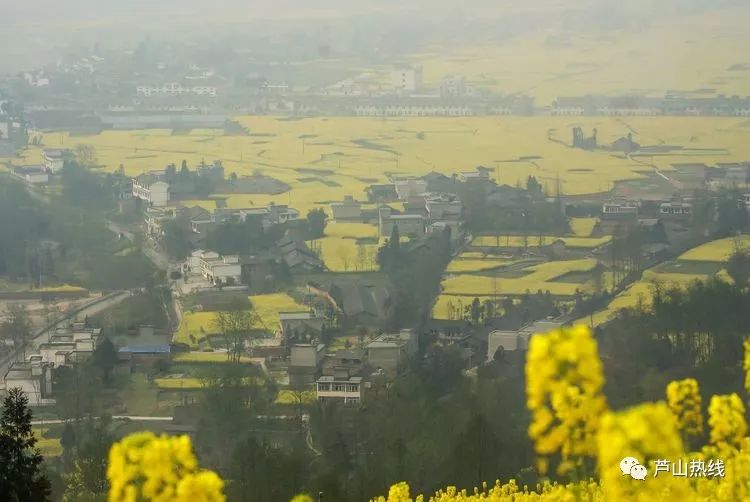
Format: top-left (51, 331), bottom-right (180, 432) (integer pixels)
top-left (306, 208), bottom-right (328, 239)
top-left (1, 304), bottom-right (32, 348)
top-left (726, 248), bottom-right (750, 290)
top-left (92, 338), bottom-right (118, 384)
top-left (0, 388), bottom-right (51, 501)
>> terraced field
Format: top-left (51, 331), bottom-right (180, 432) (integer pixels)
top-left (584, 235), bottom-right (749, 326)
top-left (175, 292), bottom-right (308, 346)
top-left (471, 235), bottom-right (611, 249)
top-left (441, 258), bottom-right (599, 298)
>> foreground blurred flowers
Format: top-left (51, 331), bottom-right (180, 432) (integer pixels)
top-left (107, 431), bottom-right (224, 502)
top-left (104, 327), bottom-right (750, 501)
top-left (369, 329), bottom-right (750, 501)
top-left (525, 325), bottom-right (607, 475)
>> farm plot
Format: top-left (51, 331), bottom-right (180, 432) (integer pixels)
top-left (441, 258), bottom-right (599, 297)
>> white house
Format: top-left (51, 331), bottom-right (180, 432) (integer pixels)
top-left (391, 65), bottom-right (423, 93)
top-left (659, 201), bottom-right (692, 217)
top-left (394, 178), bottom-right (428, 200)
top-left (13, 166), bottom-right (49, 185)
top-left (197, 251), bottom-right (242, 285)
top-left (43, 149), bottom-right (69, 173)
top-left (316, 375), bottom-right (363, 405)
top-left (487, 319), bottom-right (565, 361)
top-left (601, 202), bottom-right (639, 219)
top-left (136, 82), bottom-right (218, 97)
top-left (132, 175), bottom-right (170, 207)
top-left (3, 359), bottom-right (55, 406)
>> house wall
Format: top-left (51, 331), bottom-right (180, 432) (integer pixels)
top-left (367, 346), bottom-right (402, 376)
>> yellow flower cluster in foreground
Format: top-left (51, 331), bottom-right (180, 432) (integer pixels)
top-left (666, 378), bottom-right (704, 437)
top-left (107, 432), bottom-right (224, 502)
top-left (525, 325), bottom-right (607, 474)
top-left (370, 326), bottom-right (750, 501)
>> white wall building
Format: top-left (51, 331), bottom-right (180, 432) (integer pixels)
top-left (394, 178), bottom-right (428, 200)
top-left (391, 65), bottom-right (423, 93)
top-left (43, 149), bottom-right (69, 173)
top-left (378, 208), bottom-right (425, 238)
top-left (316, 375), bottom-right (363, 405)
top-left (132, 176), bottom-right (170, 207)
top-left (3, 358), bottom-right (55, 406)
top-left (13, 166), bottom-right (49, 185)
top-left (197, 251), bottom-right (242, 285)
top-left (136, 82), bottom-right (218, 97)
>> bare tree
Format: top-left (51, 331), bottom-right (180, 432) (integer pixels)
top-left (74, 144), bottom-right (97, 167)
top-left (213, 301), bottom-right (261, 363)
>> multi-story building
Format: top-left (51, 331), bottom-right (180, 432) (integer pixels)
top-left (366, 329), bottom-right (418, 377)
top-left (136, 82), bottom-right (218, 98)
top-left (315, 375), bottom-right (363, 405)
top-left (132, 174), bottom-right (170, 207)
top-left (601, 201), bottom-right (639, 220)
top-left (378, 207), bottom-right (425, 239)
top-left (487, 319), bottom-right (566, 362)
top-left (3, 358), bottom-right (55, 406)
top-left (43, 149), bottom-right (70, 173)
top-left (391, 65), bottom-right (423, 93)
top-left (195, 251), bottom-right (242, 285)
top-left (394, 178), bottom-right (428, 200)
top-left (13, 165), bottom-right (49, 185)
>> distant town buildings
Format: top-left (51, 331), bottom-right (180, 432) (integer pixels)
top-left (136, 82), bottom-right (218, 98)
top-left (552, 94), bottom-right (750, 117)
top-left (391, 65), bottom-right (423, 93)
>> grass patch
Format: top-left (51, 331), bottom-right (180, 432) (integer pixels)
top-left (441, 259), bottom-right (599, 296)
top-left (678, 235), bottom-right (750, 262)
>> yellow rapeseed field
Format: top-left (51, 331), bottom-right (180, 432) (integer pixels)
top-left (678, 235), bottom-right (750, 262)
top-left (441, 258), bottom-right (598, 297)
top-left (174, 292), bottom-right (308, 346)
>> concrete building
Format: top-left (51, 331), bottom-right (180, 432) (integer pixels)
top-left (394, 178), bottom-right (428, 200)
top-left (136, 82), bottom-right (218, 97)
top-left (43, 148), bottom-right (70, 173)
top-left (487, 319), bottom-right (566, 361)
top-left (378, 207), bottom-right (425, 239)
top-left (279, 312), bottom-right (324, 341)
top-left (3, 358), bottom-right (55, 406)
top-left (330, 196), bottom-right (362, 221)
top-left (132, 174), bottom-right (170, 207)
top-left (601, 201), bottom-right (639, 220)
top-left (288, 343), bottom-right (326, 385)
top-left (195, 251), bottom-right (242, 285)
top-left (13, 165), bottom-right (49, 185)
top-left (316, 375), bottom-right (363, 405)
top-left (38, 325), bottom-right (101, 365)
top-left (366, 329), bottom-right (418, 377)
top-left (659, 201), bottom-right (692, 217)
top-left (391, 65), bottom-right (423, 93)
